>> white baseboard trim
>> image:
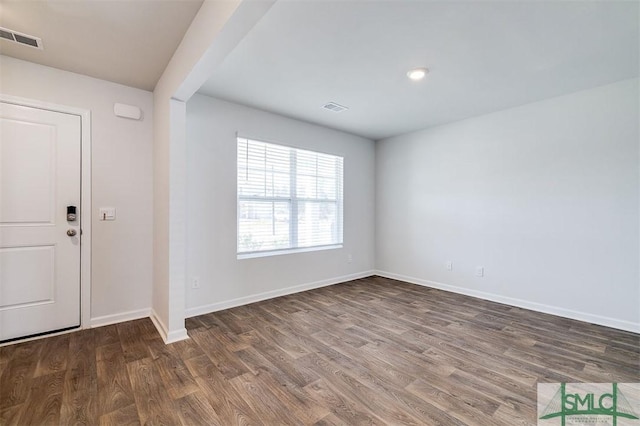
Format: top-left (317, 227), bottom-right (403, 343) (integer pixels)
top-left (90, 308), bottom-right (151, 328)
top-left (186, 270), bottom-right (376, 318)
top-left (166, 328), bottom-right (189, 344)
top-left (150, 309), bottom-right (189, 344)
top-left (375, 270), bottom-right (640, 334)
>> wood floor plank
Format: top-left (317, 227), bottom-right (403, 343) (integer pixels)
top-left (93, 324), bottom-right (120, 348)
top-left (0, 361), bottom-right (35, 410)
top-left (297, 352), bottom-right (426, 426)
top-left (447, 367), bottom-right (536, 417)
top-left (0, 339), bottom-right (43, 408)
top-left (0, 404), bottom-right (23, 425)
top-left (169, 336), bottom-right (206, 361)
top-left (228, 372), bottom-right (315, 425)
top-left (175, 390), bottom-right (223, 425)
top-left (153, 347), bottom-right (200, 400)
top-left (60, 329), bottom-right (98, 425)
top-left (406, 377), bottom-right (498, 426)
top-left (33, 333), bottom-right (69, 377)
top-left (126, 357), bottom-right (181, 425)
top-left (244, 332), bottom-right (320, 387)
top-left (185, 354), bottom-right (262, 424)
top-left (299, 341), bottom-right (466, 426)
top-left (211, 327), bottom-right (251, 353)
top-left (250, 319), bottom-right (313, 360)
top-left (117, 321), bottom-right (150, 363)
top-left (235, 343), bottom-right (325, 424)
top-left (303, 379), bottom-right (386, 426)
top-left (185, 316), bottom-right (207, 332)
top-left (190, 328), bottom-right (250, 380)
top-left (138, 318), bottom-right (162, 341)
top-left (313, 412), bottom-right (349, 426)
top-left (0, 276), bottom-right (637, 425)
top-left (233, 348), bottom-right (330, 424)
top-left (0, 345), bottom-right (14, 364)
top-left (215, 310), bottom-right (255, 335)
top-left (98, 403), bottom-right (141, 426)
top-left (15, 371), bottom-right (65, 425)
top-left (96, 343), bottom-right (136, 418)
top-left (0, 361), bottom-right (7, 380)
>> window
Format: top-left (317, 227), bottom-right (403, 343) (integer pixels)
top-left (237, 137), bottom-right (343, 257)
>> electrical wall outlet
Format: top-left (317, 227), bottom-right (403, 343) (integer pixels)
top-left (347, 254), bottom-right (353, 264)
top-left (446, 261), bottom-right (453, 271)
top-left (475, 266), bottom-right (484, 277)
top-left (191, 276), bottom-right (200, 289)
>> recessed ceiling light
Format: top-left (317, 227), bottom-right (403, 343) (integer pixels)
top-left (407, 67), bottom-right (429, 81)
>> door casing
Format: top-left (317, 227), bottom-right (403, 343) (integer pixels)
top-left (0, 94), bottom-right (92, 336)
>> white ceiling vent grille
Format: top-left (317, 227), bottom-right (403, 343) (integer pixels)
top-left (0, 27), bottom-right (43, 49)
top-left (322, 102), bottom-right (349, 113)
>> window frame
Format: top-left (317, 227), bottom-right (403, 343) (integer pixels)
top-left (236, 137), bottom-right (344, 258)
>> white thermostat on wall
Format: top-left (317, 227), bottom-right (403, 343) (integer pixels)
top-left (114, 103), bottom-right (142, 120)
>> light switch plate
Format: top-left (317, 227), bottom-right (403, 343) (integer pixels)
top-left (99, 207), bottom-right (116, 221)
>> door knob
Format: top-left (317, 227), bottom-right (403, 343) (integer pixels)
top-left (67, 229), bottom-right (77, 237)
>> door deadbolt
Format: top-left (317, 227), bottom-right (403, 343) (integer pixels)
top-left (67, 229), bottom-right (77, 237)
top-left (67, 205), bottom-right (77, 222)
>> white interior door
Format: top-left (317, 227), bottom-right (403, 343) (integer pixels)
top-left (0, 101), bottom-right (81, 342)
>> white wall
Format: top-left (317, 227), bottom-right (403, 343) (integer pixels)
top-left (3, 51), bottom-right (635, 336)
top-left (376, 78), bottom-right (639, 332)
top-left (185, 95), bottom-right (375, 314)
top-left (152, 0), bottom-right (273, 342)
top-left (0, 55), bottom-right (154, 324)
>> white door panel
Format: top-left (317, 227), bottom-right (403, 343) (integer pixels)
top-left (0, 119), bottom-right (55, 224)
top-left (0, 102), bottom-right (81, 341)
top-left (0, 246), bottom-right (55, 307)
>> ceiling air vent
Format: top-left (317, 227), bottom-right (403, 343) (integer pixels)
top-left (0, 27), bottom-right (43, 49)
top-left (322, 102), bottom-right (349, 113)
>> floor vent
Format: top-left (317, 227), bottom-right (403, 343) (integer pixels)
top-left (322, 102), bottom-right (349, 113)
top-left (0, 27), bottom-right (43, 49)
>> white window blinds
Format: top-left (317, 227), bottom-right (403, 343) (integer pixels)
top-left (237, 137), bottom-right (344, 255)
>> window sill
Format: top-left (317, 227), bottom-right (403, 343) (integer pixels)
top-left (237, 244), bottom-right (343, 260)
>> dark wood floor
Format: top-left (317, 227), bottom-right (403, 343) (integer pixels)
top-left (1, 276), bottom-right (638, 425)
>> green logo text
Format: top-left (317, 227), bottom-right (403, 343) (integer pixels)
top-left (539, 383), bottom-right (639, 426)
